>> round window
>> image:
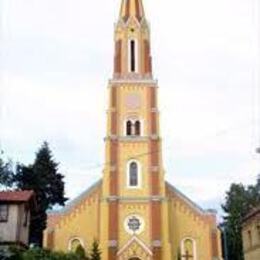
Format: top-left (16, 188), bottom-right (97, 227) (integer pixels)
top-left (124, 215), bottom-right (145, 235)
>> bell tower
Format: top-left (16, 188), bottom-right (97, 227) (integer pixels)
top-left (100, 0), bottom-right (172, 259)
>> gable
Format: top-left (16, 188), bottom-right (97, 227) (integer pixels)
top-left (166, 182), bottom-right (206, 215)
top-left (46, 180), bottom-right (102, 230)
top-left (52, 180), bottom-right (101, 215)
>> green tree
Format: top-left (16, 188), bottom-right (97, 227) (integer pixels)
top-left (13, 142), bottom-right (67, 246)
top-left (89, 240), bottom-right (101, 260)
top-left (0, 157), bottom-right (13, 188)
top-left (247, 175), bottom-right (260, 206)
top-left (5, 246), bottom-right (83, 260)
top-left (222, 176), bottom-right (260, 260)
top-left (75, 244), bottom-right (89, 260)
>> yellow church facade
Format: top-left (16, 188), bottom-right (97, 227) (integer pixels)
top-left (44, 1), bottom-right (223, 259)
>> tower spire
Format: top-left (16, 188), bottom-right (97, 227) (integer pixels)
top-left (120, 0), bottom-right (145, 22)
top-left (114, 0), bottom-right (152, 78)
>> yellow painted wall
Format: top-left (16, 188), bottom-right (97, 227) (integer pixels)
top-left (44, 182), bottom-right (223, 260)
top-left (44, 187), bottom-right (101, 254)
top-left (168, 198), bottom-right (212, 260)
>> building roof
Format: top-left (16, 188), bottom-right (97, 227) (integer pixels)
top-left (0, 190), bottom-right (34, 203)
top-left (243, 207), bottom-right (260, 223)
top-left (49, 180), bottom-right (208, 216)
top-left (166, 182), bottom-right (206, 214)
top-left (49, 180), bottom-right (102, 215)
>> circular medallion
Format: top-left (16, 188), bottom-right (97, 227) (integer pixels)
top-left (124, 215), bottom-right (144, 235)
top-left (125, 94), bottom-right (141, 109)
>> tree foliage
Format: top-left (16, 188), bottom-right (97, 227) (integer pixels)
top-left (13, 142), bottom-right (67, 246)
top-left (0, 241), bottom-right (101, 260)
top-left (75, 245), bottom-right (89, 260)
top-left (89, 240), bottom-right (101, 260)
top-left (222, 175), bottom-right (260, 260)
top-left (0, 247), bottom-right (86, 260)
top-left (0, 157), bottom-right (14, 188)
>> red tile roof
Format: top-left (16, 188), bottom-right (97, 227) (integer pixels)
top-left (0, 190), bottom-right (34, 202)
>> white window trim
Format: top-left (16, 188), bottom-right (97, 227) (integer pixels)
top-left (123, 118), bottom-right (144, 136)
top-left (68, 237), bottom-right (85, 251)
top-left (126, 159), bottom-right (142, 189)
top-left (181, 237), bottom-right (197, 260)
top-left (128, 38), bottom-right (138, 73)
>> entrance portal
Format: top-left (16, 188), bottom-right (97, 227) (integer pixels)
top-left (129, 258), bottom-right (141, 260)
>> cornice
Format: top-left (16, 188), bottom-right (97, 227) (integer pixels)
top-left (104, 196), bottom-right (167, 202)
top-left (104, 135), bottom-right (161, 142)
top-left (109, 78), bottom-right (158, 85)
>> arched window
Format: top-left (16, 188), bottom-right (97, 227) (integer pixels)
top-left (127, 160), bottom-right (141, 188)
top-left (181, 238), bottom-right (196, 260)
top-left (130, 162), bottom-right (138, 186)
top-left (125, 119), bottom-right (142, 137)
top-left (135, 121), bottom-right (141, 136)
top-left (126, 120), bottom-right (132, 136)
top-left (68, 238), bottom-right (84, 252)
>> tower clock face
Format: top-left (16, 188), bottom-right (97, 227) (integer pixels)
top-left (125, 94), bottom-right (141, 109)
top-left (124, 215), bottom-right (144, 235)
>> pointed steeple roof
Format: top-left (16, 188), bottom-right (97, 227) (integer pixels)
top-left (120, 0), bottom-right (145, 22)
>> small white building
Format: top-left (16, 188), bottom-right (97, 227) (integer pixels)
top-left (0, 190), bottom-right (35, 248)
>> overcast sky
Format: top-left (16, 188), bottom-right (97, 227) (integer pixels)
top-left (0, 0), bottom-right (259, 215)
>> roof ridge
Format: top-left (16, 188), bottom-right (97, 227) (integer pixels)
top-left (49, 179), bottom-right (102, 214)
top-left (166, 181), bottom-right (206, 214)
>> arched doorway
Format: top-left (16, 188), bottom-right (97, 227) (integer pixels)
top-left (129, 258), bottom-right (141, 260)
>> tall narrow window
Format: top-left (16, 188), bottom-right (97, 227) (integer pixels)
top-left (135, 121), bottom-right (141, 136)
top-left (130, 40), bottom-right (136, 72)
top-left (126, 120), bottom-right (132, 136)
top-left (129, 162), bottom-right (138, 187)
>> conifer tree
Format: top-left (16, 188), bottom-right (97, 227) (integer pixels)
top-left (89, 240), bottom-right (101, 260)
top-left (75, 244), bottom-right (89, 260)
top-left (0, 157), bottom-right (13, 188)
top-left (222, 176), bottom-right (260, 260)
top-left (14, 142), bottom-right (67, 246)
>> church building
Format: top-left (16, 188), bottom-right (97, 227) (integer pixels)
top-left (44, 0), bottom-right (223, 259)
